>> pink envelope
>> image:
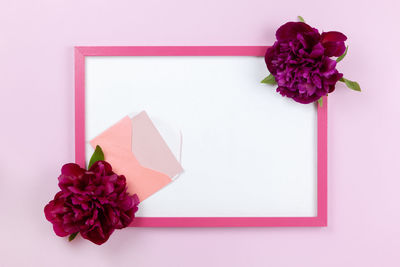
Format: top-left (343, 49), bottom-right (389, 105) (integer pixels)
top-left (90, 111), bottom-right (183, 201)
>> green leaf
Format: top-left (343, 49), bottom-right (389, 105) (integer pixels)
top-left (298, 16), bottom-right (305, 23)
top-left (339, 77), bottom-right (362, 92)
top-left (88, 145), bottom-right (105, 169)
top-left (261, 74), bottom-right (277, 85)
top-left (336, 46), bottom-right (348, 63)
top-left (68, 232), bottom-right (78, 242)
top-left (317, 97), bottom-right (323, 107)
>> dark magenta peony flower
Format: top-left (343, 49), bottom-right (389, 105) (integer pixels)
top-left (44, 161), bottom-right (139, 245)
top-left (265, 21), bottom-right (347, 104)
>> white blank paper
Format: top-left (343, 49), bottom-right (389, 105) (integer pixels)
top-left (85, 56), bottom-right (318, 217)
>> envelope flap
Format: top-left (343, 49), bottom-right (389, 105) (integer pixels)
top-left (131, 111), bottom-right (183, 178)
top-left (90, 116), bottom-right (132, 150)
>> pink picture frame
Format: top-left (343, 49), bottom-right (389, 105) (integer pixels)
top-left (75, 46), bottom-right (327, 227)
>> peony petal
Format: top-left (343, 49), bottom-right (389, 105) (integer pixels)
top-left (119, 212), bottom-right (134, 228)
top-left (132, 194), bottom-right (140, 206)
top-left (276, 22), bottom-right (315, 41)
top-left (297, 31), bottom-right (321, 50)
top-left (321, 31), bottom-right (347, 43)
top-left (104, 181), bottom-right (115, 195)
top-left (320, 57), bottom-right (337, 75)
top-left (312, 75), bottom-right (322, 89)
top-left (323, 41), bottom-right (346, 57)
top-left (264, 45), bottom-right (278, 75)
top-left (119, 197), bottom-right (133, 211)
top-left (320, 31), bottom-right (347, 57)
top-left (293, 93), bottom-right (320, 104)
top-left (44, 192), bottom-right (66, 221)
top-left (52, 224), bottom-right (69, 237)
top-left (89, 160), bottom-right (113, 174)
top-left (81, 223), bottom-right (114, 245)
top-left (305, 83), bottom-right (317, 96)
top-left (61, 163), bottom-right (85, 177)
top-left (276, 86), bottom-right (296, 98)
top-left (328, 84), bottom-right (336, 93)
top-left (298, 83), bottom-right (307, 94)
top-left (44, 202), bottom-right (58, 222)
top-left (309, 43), bottom-right (324, 58)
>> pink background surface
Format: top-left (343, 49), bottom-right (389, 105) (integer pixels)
top-left (0, 0), bottom-right (399, 266)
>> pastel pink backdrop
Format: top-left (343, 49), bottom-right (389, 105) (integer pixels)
top-left (0, 0), bottom-right (399, 266)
